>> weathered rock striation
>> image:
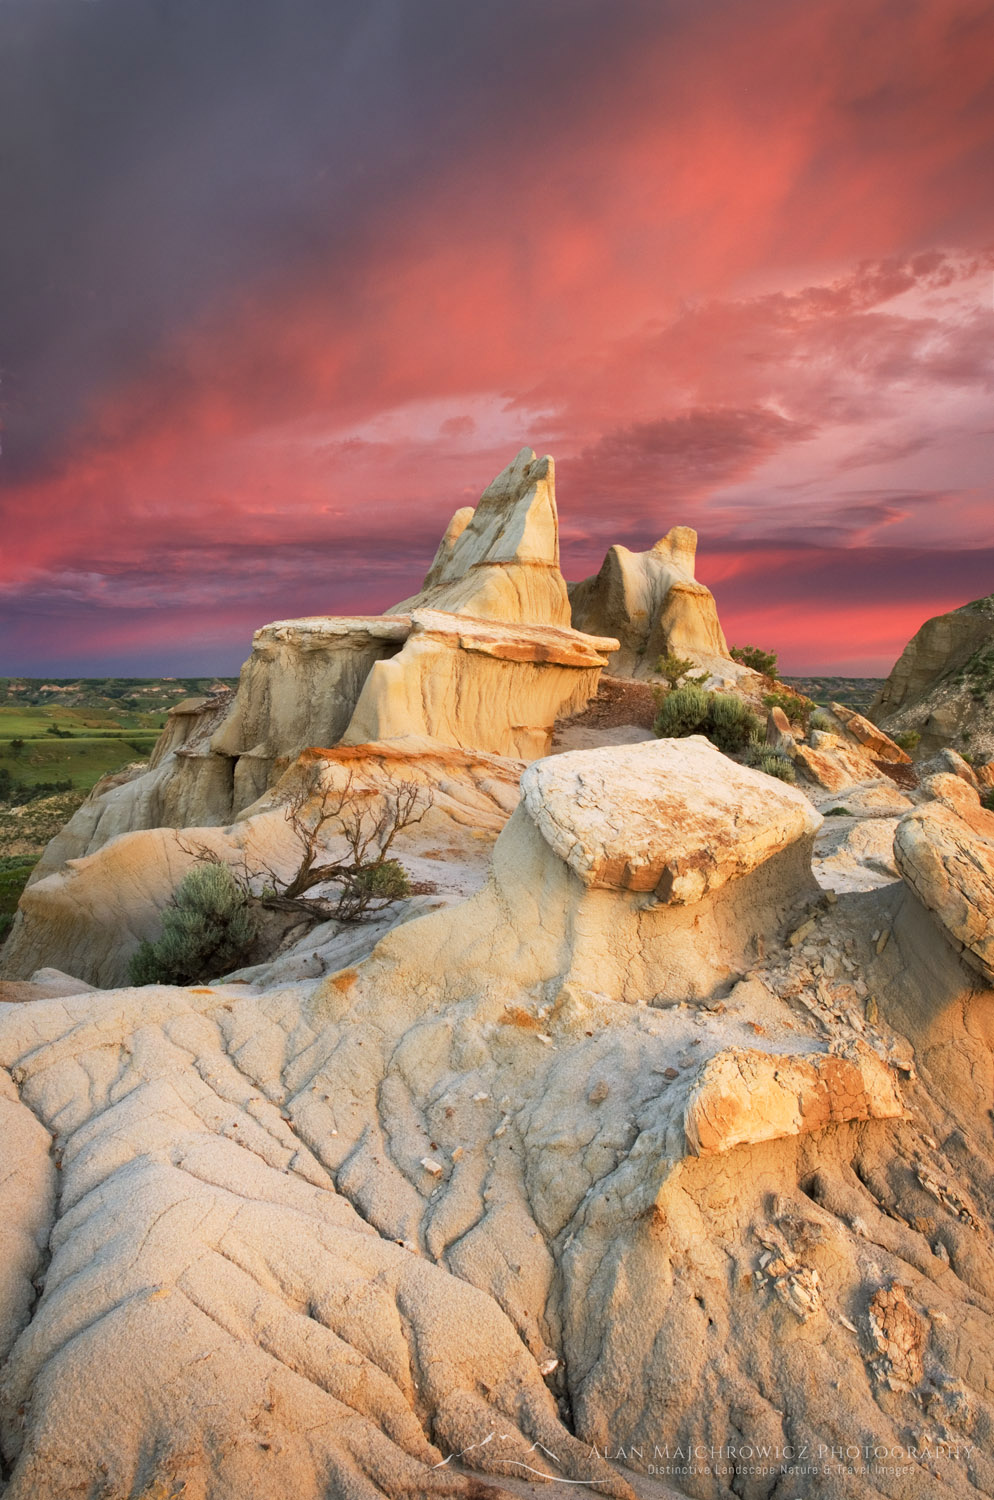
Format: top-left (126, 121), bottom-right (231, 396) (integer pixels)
top-left (343, 611), bottom-right (616, 762)
top-left (390, 447), bottom-right (572, 626)
top-left (568, 527), bottom-right (737, 680)
top-left (3, 735), bottom-right (994, 1498)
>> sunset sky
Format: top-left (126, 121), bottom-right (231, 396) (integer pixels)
top-left (1, 0), bottom-right (992, 676)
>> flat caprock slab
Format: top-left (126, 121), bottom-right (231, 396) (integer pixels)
top-left (520, 734), bottom-right (822, 902)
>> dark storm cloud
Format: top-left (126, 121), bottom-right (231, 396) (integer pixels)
top-left (0, 0), bottom-right (659, 476)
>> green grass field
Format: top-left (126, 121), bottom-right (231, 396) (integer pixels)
top-left (0, 724), bottom-right (160, 791)
top-left (0, 677), bottom-right (236, 951)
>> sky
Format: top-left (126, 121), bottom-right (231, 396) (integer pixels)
top-left (1, 0), bottom-right (992, 677)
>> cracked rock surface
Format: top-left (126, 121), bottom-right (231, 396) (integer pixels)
top-left (2, 738), bottom-right (994, 1497)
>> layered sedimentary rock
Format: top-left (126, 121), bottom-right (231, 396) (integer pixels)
top-left (3, 736), bottom-right (994, 1499)
top-left (894, 784), bottom-right (994, 983)
top-left (1, 740), bottom-right (524, 988)
top-left (210, 616), bottom-right (411, 793)
top-left (568, 526), bottom-right (735, 679)
top-left (390, 447), bottom-right (571, 626)
top-left (684, 1042), bottom-right (905, 1155)
top-left (344, 611), bottom-right (617, 761)
top-left (871, 593), bottom-right (994, 756)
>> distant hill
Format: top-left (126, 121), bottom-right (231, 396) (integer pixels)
top-left (782, 676), bottom-right (882, 711)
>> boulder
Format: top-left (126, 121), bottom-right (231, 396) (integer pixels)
top-left (389, 447), bottom-right (571, 626)
top-left (918, 747), bottom-right (980, 788)
top-left (794, 731), bottom-right (884, 792)
top-left (813, 815), bottom-right (902, 893)
top-left (568, 527), bottom-right (736, 679)
top-left (343, 610), bottom-right (617, 761)
top-left (519, 735), bottom-right (819, 904)
top-left (829, 702), bottom-right (910, 764)
top-left (894, 795), bottom-right (994, 982)
top-left (685, 1042), bottom-right (905, 1155)
top-left (921, 772), bottom-right (984, 819)
top-left (766, 705), bottom-right (796, 753)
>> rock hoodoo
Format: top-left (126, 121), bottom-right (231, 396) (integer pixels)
top-left (390, 447), bottom-right (571, 626)
top-left (568, 526), bottom-right (736, 678)
top-left (6, 448), bottom-right (994, 1500)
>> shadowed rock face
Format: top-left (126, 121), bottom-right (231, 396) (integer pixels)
top-left (568, 528), bottom-right (735, 680)
top-left (871, 593), bottom-right (994, 756)
top-left (3, 735), bottom-right (994, 1499)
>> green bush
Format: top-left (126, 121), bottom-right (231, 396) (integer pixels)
top-left (809, 709), bottom-right (833, 732)
top-left (893, 730), bottom-right (921, 753)
top-left (654, 687), bottom-right (761, 756)
top-left (335, 858), bottom-right (412, 922)
top-left (654, 683), bottom-right (709, 737)
top-left (706, 693), bottom-right (763, 754)
top-left (756, 750), bottom-right (796, 783)
top-left (128, 862), bottom-right (259, 986)
top-left (730, 644), bottom-right (779, 678)
top-left (981, 789), bottom-right (994, 813)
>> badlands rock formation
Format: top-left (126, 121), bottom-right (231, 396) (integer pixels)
top-left (13, 451), bottom-right (617, 882)
top-left (390, 447), bottom-right (571, 626)
top-left (568, 528), bottom-right (737, 680)
top-left (5, 447), bottom-right (994, 1499)
top-left (3, 736), bottom-right (994, 1499)
top-left (871, 592), bottom-right (994, 757)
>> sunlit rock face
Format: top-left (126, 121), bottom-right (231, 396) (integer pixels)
top-left (568, 527), bottom-right (738, 680)
top-left (894, 782), bottom-right (994, 983)
top-left (390, 446), bottom-right (573, 627)
top-left (3, 732), bottom-right (994, 1499)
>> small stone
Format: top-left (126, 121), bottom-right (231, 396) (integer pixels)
top-left (420, 1157), bottom-right (444, 1177)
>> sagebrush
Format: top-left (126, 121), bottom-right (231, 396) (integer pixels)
top-left (128, 862), bottom-right (259, 986)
